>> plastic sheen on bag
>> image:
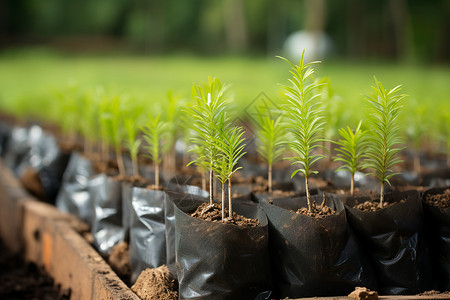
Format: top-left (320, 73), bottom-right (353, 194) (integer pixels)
top-left (55, 152), bottom-right (95, 225)
top-left (89, 174), bottom-right (124, 256)
top-left (260, 193), bottom-right (376, 298)
top-left (175, 197), bottom-right (272, 300)
top-left (344, 191), bottom-right (432, 295)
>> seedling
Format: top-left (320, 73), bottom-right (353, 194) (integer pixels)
top-left (255, 108), bottom-right (287, 193)
top-left (405, 100), bottom-right (427, 173)
top-left (364, 77), bottom-right (406, 207)
top-left (142, 113), bottom-right (167, 188)
top-left (187, 77), bottom-right (228, 205)
top-left (212, 114), bottom-right (246, 219)
top-left (124, 117), bottom-right (142, 178)
top-left (109, 95), bottom-right (127, 176)
top-left (279, 51), bottom-right (326, 213)
top-left (333, 121), bottom-right (367, 196)
top-left (162, 91), bottom-right (184, 173)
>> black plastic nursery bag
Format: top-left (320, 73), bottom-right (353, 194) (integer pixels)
top-left (175, 198), bottom-right (272, 300)
top-left (89, 174), bottom-right (124, 256)
top-left (3, 125), bottom-right (69, 202)
top-left (344, 191), bottom-right (432, 295)
top-left (55, 152), bottom-right (95, 225)
top-left (0, 121), bottom-right (11, 157)
top-left (260, 193), bottom-right (376, 298)
top-left (35, 138), bottom-right (70, 203)
top-left (121, 182), bottom-right (133, 243)
top-left (422, 187), bottom-right (450, 291)
top-left (164, 184), bottom-right (209, 273)
top-left (128, 187), bottom-right (167, 283)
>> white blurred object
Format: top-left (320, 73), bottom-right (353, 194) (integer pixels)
top-left (283, 30), bottom-right (333, 62)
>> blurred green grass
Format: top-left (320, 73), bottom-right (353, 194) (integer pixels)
top-left (0, 50), bottom-right (449, 126)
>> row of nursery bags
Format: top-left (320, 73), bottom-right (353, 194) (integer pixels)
top-left (1, 123), bottom-right (449, 299)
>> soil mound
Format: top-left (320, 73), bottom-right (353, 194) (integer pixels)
top-left (131, 265), bottom-right (177, 300)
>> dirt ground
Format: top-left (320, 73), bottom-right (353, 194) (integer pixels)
top-left (0, 238), bottom-right (70, 300)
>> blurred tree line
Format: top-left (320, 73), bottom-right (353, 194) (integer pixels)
top-left (0, 0), bottom-right (448, 62)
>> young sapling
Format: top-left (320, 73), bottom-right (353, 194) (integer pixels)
top-left (124, 117), bottom-right (142, 178)
top-left (279, 51), bottom-right (326, 213)
top-left (364, 77), bottom-right (406, 208)
top-left (110, 95), bottom-right (127, 176)
top-left (212, 114), bottom-right (246, 220)
top-left (333, 121), bottom-right (367, 196)
top-left (187, 77), bottom-right (228, 205)
top-left (255, 108), bottom-right (287, 193)
top-left (142, 113), bottom-right (167, 188)
top-left (405, 101), bottom-right (427, 174)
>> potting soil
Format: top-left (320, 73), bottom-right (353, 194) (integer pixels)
top-left (131, 265), bottom-right (177, 300)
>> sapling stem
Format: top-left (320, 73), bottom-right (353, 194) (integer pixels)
top-left (305, 176), bottom-right (312, 212)
top-left (221, 182), bottom-right (225, 220)
top-left (268, 164), bottom-right (273, 193)
top-left (116, 145), bottom-right (126, 176)
top-left (209, 166), bottom-right (213, 205)
top-left (380, 183), bottom-right (385, 208)
top-left (228, 179), bottom-right (232, 218)
top-left (132, 156), bottom-right (139, 177)
top-left (350, 174), bottom-right (355, 196)
top-left (155, 161), bottom-right (160, 188)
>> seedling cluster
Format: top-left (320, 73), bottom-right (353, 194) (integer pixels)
top-left (2, 52), bottom-right (430, 217)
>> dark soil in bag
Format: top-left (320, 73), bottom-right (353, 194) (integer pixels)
top-left (344, 191), bottom-right (433, 295)
top-left (174, 197), bottom-right (272, 300)
top-left (89, 173), bottom-right (124, 256)
top-left (128, 187), bottom-right (167, 283)
top-left (422, 187), bottom-right (450, 291)
top-left (56, 152), bottom-right (94, 225)
top-left (260, 193), bottom-right (376, 298)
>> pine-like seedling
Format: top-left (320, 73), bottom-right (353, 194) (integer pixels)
top-left (364, 77), bottom-right (406, 207)
top-left (124, 117), bottom-right (142, 178)
top-left (279, 51), bottom-right (326, 213)
top-left (212, 114), bottom-right (246, 219)
top-left (142, 113), bottom-right (167, 188)
top-left (333, 121), bottom-right (367, 196)
top-left (255, 108), bottom-right (287, 193)
top-left (187, 77), bottom-right (228, 205)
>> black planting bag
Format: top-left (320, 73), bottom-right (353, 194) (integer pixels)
top-left (164, 184), bottom-right (209, 274)
top-left (422, 187), bottom-right (450, 291)
top-left (56, 152), bottom-right (94, 225)
top-left (121, 182), bottom-right (133, 243)
top-left (260, 193), bottom-right (376, 298)
top-left (128, 187), bottom-right (167, 283)
top-left (175, 197), bottom-right (272, 300)
top-left (344, 191), bottom-right (432, 295)
top-left (89, 174), bottom-right (124, 256)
